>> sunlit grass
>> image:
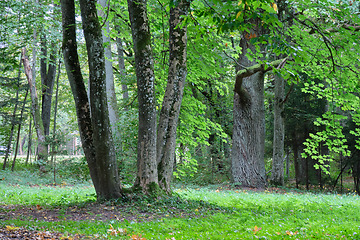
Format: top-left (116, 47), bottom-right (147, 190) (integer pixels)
top-left (1, 169), bottom-right (360, 239)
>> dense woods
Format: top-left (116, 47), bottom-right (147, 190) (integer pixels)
top-left (1, 0), bottom-right (360, 200)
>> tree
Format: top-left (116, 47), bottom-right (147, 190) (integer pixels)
top-left (40, 36), bottom-right (57, 137)
top-left (61, 0), bottom-right (122, 200)
top-left (231, 32), bottom-right (267, 188)
top-left (22, 48), bottom-right (48, 164)
top-left (156, 0), bottom-right (191, 192)
top-left (127, 0), bottom-right (158, 193)
top-left (98, 0), bottom-right (120, 138)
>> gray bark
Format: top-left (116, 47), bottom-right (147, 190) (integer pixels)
top-left (270, 74), bottom-right (285, 185)
top-left (127, 0), bottom-right (158, 192)
top-left (231, 32), bottom-right (266, 188)
top-left (156, 0), bottom-right (190, 192)
top-left (61, 0), bottom-right (122, 200)
top-left (22, 48), bottom-right (48, 164)
top-left (98, 0), bottom-right (120, 137)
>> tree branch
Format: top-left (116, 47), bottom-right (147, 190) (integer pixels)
top-left (234, 58), bottom-right (287, 95)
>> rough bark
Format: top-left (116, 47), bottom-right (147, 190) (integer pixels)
top-left (21, 48), bottom-right (48, 164)
top-left (270, 74), bottom-right (285, 185)
top-left (98, 0), bottom-right (120, 137)
top-left (61, 0), bottom-right (122, 200)
top-left (127, 0), bottom-right (158, 192)
top-left (231, 26), bottom-right (267, 188)
top-left (156, 0), bottom-right (190, 192)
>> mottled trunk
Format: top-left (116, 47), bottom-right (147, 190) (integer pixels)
top-left (98, 0), bottom-right (120, 137)
top-left (231, 32), bottom-right (266, 188)
top-left (270, 74), bottom-right (285, 185)
top-left (22, 48), bottom-right (48, 163)
top-left (40, 36), bottom-right (57, 137)
top-left (61, 0), bottom-right (122, 200)
top-left (127, 0), bottom-right (158, 192)
top-left (156, 0), bottom-right (190, 192)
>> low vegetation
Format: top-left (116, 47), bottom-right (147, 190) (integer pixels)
top-left (0, 161), bottom-right (359, 239)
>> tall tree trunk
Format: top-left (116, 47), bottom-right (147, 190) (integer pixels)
top-left (50, 59), bottom-right (61, 177)
top-left (270, 74), bottom-right (285, 185)
top-left (21, 48), bottom-right (48, 164)
top-left (156, 0), bottom-right (190, 192)
top-left (116, 37), bottom-right (129, 103)
top-left (40, 36), bottom-right (57, 137)
top-left (98, 0), bottom-right (120, 137)
top-left (127, 0), bottom-right (158, 192)
top-left (61, 0), bottom-right (122, 200)
top-left (231, 32), bottom-right (266, 188)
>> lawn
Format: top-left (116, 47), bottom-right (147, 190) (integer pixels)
top-left (0, 169), bottom-right (359, 239)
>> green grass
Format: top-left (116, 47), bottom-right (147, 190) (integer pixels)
top-left (1, 169), bottom-right (360, 239)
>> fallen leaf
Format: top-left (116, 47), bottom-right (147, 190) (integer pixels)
top-left (253, 226), bottom-right (261, 235)
top-left (6, 225), bottom-right (19, 231)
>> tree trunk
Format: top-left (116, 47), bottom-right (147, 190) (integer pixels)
top-left (2, 60), bottom-right (22, 170)
top-left (270, 74), bottom-right (285, 185)
top-left (61, 0), bottom-right (122, 200)
top-left (40, 36), bottom-right (57, 137)
top-left (11, 89), bottom-right (29, 171)
top-left (98, 0), bottom-right (120, 137)
top-left (21, 48), bottom-right (48, 164)
top-left (25, 118), bottom-right (32, 165)
top-left (156, 0), bottom-right (190, 192)
top-left (50, 59), bottom-right (61, 175)
top-left (231, 33), bottom-right (266, 188)
top-left (127, 0), bottom-right (158, 192)
top-left (116, 37), bottom-right (129, 103)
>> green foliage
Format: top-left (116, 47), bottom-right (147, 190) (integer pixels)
top-left (173, 150), bottom-right (198, 181)
top-left (115, 109), bottom-right (138, 185)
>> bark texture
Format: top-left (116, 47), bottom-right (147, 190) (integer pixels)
top-left (61, 0), bottom-right (122, 200)
top-left (127, 0), bottom-right (158, 192)
top-left (231, 26), bottom-right (267, 188)
top-left (270, 74), bottom-right (285, 185)
top-left (157, 0), bottom-right (190, 192)
top-left (22, 48), bottom-right (48, 163)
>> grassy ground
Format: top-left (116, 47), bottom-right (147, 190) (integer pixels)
top-left (0, 167), bottom-right (359, 239)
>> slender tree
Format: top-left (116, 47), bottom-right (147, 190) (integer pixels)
top-left (22, 48), bottom-right (48, 164)
top-left (270, 73), bottom-right (285, 185)
top-left (157, 0), bottom-right (190, 192)
top-left (98, 0), bottom-right (120, 137)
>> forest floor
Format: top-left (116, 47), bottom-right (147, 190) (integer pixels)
top-left (0, 186), bottom-right (293, 239)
